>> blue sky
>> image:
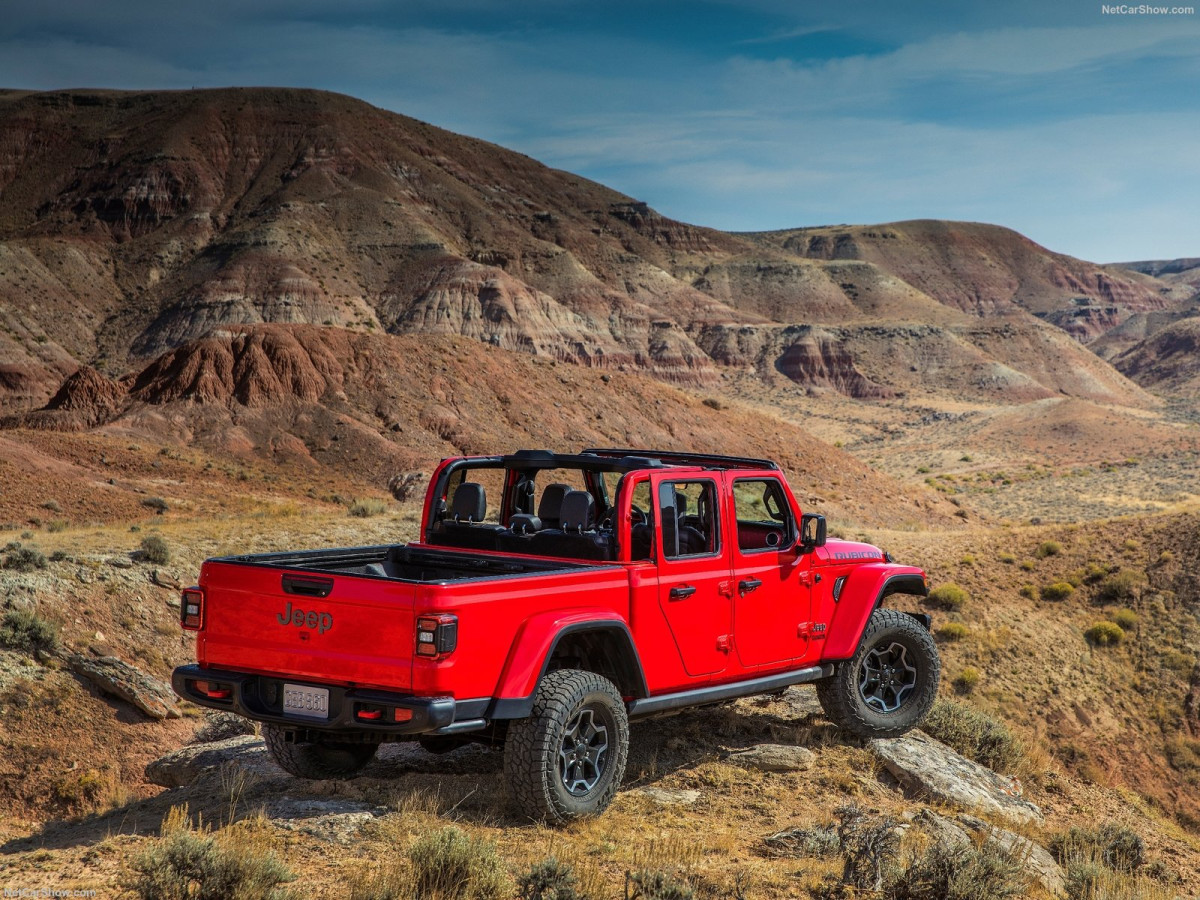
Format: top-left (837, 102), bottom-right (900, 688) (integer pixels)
top-left (2, 0), bottom-right (1198, 261)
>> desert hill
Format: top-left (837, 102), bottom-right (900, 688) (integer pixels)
top-left (0, 88), bottom-right (1177, 417)
top-left (0, 323), bottom-right (961, 531)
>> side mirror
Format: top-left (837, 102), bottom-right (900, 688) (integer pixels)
top-left (798, 514), bottom-right (827, 553)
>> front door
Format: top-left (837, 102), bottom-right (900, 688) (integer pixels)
top-left (653, 475), bottom-right (731, 678)
top-left (727, 474), bottom-right (810, 667)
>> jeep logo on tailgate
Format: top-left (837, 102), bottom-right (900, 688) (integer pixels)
top-left (277, 601), bottom-right (333, 634)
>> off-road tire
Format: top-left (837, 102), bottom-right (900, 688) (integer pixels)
top-left (504, 669), bottom-right (629, 823)
top-left (817, 608), bottom-right (940, 739)
top-left (262, 723), bottom-right (378, 779)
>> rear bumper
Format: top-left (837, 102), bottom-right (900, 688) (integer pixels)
top-left (172, 664), bottom-right (486, 737)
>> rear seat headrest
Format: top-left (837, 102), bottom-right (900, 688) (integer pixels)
top-left (559, 490), bottom-right (595, 533)
top-left (451, 482), bottom-right (486, 523)
top-left (537, 483), bottom-right (572, 522)
top-left (509, 513), bottom-right (542, 535)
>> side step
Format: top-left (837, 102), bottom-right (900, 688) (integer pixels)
top-left (627, 664), bottom-right (833, 719)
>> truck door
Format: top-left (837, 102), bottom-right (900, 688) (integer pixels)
top-left (652, 474), bottom-right (731, 678)
top-left (726, 474), bottom-right (810, 667)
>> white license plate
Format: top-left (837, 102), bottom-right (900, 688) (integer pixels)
top-left (283, 683), bottom-right (330, 720)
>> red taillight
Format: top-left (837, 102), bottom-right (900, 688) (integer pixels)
top-left (192, 680), bottom-right (232, 700)
top-left (356, 706), bottom-right (384, 721)
top-left (181, 588), bottom-right (203, 630)
top-left (394, 708), bottom-right (414, 723)
top-left (416, 614), bottom-right (458, 658)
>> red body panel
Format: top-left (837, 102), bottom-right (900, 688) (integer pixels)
top-left (197, 561), bottom-right (417, 691)
top-left (186, 452), bottom-right (926, 721)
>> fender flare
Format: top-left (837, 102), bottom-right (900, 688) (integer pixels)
top-left (489, 612), bottom-right (648, 719)
top-left (821, 566), bottom-right (927, 662)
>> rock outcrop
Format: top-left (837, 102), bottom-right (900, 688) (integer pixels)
top-left (146, 735), bottom-right (272, 788)
top-left (870, 730), bottom-right (1043, 826)
top-left (729, 743), bottom-right (816, 773)
top-left (68, 654), bottom-right (180, 720)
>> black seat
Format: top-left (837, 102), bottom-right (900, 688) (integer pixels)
top-left (537, 483), bottom-right (572, 529)
top-left (431, 482), bottom-right (505, 551)
top-left (528, 490), bottom-right (613, 561)
top-left (451, 482), bottom-right (485, 522)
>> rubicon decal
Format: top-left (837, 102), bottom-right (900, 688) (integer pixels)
top-left (832, 551), bottom-right (880, 560)
top-left (277, 601), bottom-right (333, 634)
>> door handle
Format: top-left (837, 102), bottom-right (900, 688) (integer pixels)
top-left (669, 584), bottom-right (697, 600)
top-left (738, 578), bottom-right (762, 596)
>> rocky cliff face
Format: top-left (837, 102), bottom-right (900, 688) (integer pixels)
top-left (0, 88), bottom-right (1183, 417)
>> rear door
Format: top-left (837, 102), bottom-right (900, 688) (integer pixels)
top-left (197, 562), bottom-right (418, 690)
top-left (652, 473), bottom-right (732, 677)
top-left (726, 473), bottom-right (810, 667)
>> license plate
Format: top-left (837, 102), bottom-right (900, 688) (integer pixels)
top-left (283, 683), bottom-right (330, 720)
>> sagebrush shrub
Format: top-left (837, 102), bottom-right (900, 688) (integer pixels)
top-left (921, 699), bottom-right (1024, 773)
top-left (1085, 621), bottom-right (1124, 647)
top-left (0, 609), bottom-right (59, 654)
top-left (142, 534), bottom-right (170, 564)
top-left (408, 826), bottom-right (509, 900)
top-left (926, 584), bottom-right (969, 611)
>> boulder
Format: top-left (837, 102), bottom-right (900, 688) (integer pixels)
top-left (870, 730), bottom-right (1043, 825)
top-left (639, 787), bottom-right (701, 806)
top-left (730, 743), bottom-right (815, 772)
top-left (267, 796), bottom-right (385, 845)
top-left (146, 735), bottom-right (272, 788)
top-left (958, 814), bottom-right (1065, 897)
top-left (911, 809), bottom-right (1065, 897)
top-left (69, 653), bottom-right (180, 719)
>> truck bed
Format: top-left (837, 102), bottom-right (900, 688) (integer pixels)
top-left (213, 543), bottom-right (602, 583)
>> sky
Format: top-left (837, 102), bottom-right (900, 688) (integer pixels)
top-left (2, 0), bottom-right (1199, 262)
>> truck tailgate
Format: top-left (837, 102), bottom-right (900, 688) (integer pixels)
top-left (197, 561), bottom-right (416, 690)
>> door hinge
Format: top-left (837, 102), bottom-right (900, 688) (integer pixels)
top-left (717, 580), bottom-right (734, 598)
top-left (716, 634), bottom-right (732, 653)
top-left (797, 570), bottom-right (813, 587)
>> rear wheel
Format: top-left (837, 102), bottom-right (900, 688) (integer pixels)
top-left (817, 608), bottom-right (939, 739)
top-left (504, 669), bottom-right (629, 823)
top-left (262, 723), bottom-right (378, 779)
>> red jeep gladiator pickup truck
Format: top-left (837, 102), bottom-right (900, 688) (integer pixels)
top-left (173, 448), bottom-right (938, 822)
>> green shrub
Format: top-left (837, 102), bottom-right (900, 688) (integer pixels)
top-left (921, 699), bottom-right (1024, 774)
top-left (959, 554), bottom-right (975, 566)
top-left (926, 584), bottom-right (969, 611)
top-left (1095, 570), bottom-right (1145, 604)
top-left (141, 535), bottom-right (170, 565)
top-left (1111, 608), bottom-right (1138, 631)
top-left (626, 870), bottom-right (693, 900)
top-left (40, 499), bottom-right (62, 512)
top-left (935, 622), bottom-right (969, 642)
top-left (348, 498), bottom-right (387, 518)
top-left (997, 552), bottom-right (1016, 564)
top-left (885, 841), bottom-right (1028, 900)
top-left (1041, 581), bottom-right (1075, 601)
top-left (1036, 540), bottom-right (1062, 558)
top-left (2, 545), bottom-right (47, 571)
top-left (142, 496), bottom-right (170, 514)
top-left (1082, 563), bottom-right (1109, 583)
top-left (953, 667), bottom-right (981, 694)
top-left (1019, 560), bottom-right (1035, 572)
top-left (1085, 621), bottom-right (1125, 647)
top-left (0, 609), bottom-right (59, 654)
top-left (126, 809), bottom-right (293, 900)
top-left (46, 519), bottom-right (68, 533)
top-left (408, 826), bottom-right (509, 900)
top-left (1050, 824), bottom-right (1145, 873)
top-left (517, 857), bottom-right (582, 900)
top-left (1019, 585), bottom-right (1038, 600)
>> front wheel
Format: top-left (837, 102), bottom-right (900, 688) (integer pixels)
top-left (262, 723), bottom-right (378, 779)
top-left (504, 669), bottom-right (629, 823)
top-left (817, 608), bottom-right (940, 739)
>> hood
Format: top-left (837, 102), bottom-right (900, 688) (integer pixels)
top-left (813, 539), bottom-right (887, 567)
